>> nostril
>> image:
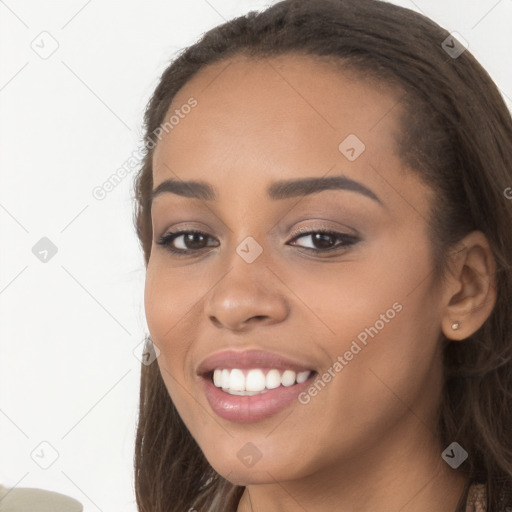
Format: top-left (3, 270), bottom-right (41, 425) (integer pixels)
top-left (209, 316), bottom-right (222, 328)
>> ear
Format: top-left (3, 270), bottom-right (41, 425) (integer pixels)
top-left (440, 231), bottom-right (497, 341)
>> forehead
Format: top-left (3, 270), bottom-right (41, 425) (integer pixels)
top-left (152, 54), bottom-right (405, 192)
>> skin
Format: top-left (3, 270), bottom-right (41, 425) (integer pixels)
top-left (144, 54), bottom-right (497, 512)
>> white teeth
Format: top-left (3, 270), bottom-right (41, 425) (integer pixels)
top-left (245, 369), bottom-right (266, 392)
top-left (228, 369), bottom-right (245, 391)
top-left (265, 369), bottom-right (282, 389)
top-left (281, 370), bottom-right (296, 387)
top-left (221, 369), bottom-right (230, 389)
top-left (224, 389), bottom-right (269, 396)
top-left (212, 368), bottom-right (312, 393)
top-left (296, 371), bottom-right (310, 384)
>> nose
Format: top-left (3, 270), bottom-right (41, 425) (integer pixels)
top-left (204, 259), bottom-right (290, 332)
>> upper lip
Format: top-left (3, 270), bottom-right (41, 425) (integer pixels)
top-left (196, 349), bottom-right (316, 376)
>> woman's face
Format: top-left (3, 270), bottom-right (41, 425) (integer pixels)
top-left (145, 54), bottom-right (447, 484)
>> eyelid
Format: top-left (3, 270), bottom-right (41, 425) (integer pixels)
top-left (157, 222), bottom-right (357, 243)
top-left (289, 223), bottom-right (358, 237)
top-left (287, 219), bottom-right (361, 242)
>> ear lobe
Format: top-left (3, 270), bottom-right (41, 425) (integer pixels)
top-left (441, 231), bottom-right (497, 341)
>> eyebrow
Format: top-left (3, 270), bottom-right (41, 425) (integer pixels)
top-left (151, 174), bottom-right (383, 206)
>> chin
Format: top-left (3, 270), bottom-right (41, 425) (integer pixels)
top-left (204, 447), bottom-right (308, 486)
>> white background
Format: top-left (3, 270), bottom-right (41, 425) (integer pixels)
top-left (0, 0), bottom-right (510, 510)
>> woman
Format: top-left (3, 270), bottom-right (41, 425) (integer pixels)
top-left (132, 0), bottom-right (512, 510)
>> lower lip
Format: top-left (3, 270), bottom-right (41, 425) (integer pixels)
top-left (201, 373), bottom-right (316, 423)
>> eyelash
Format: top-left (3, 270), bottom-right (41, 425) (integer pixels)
top-left (156, 228), bottom-right (359, 257)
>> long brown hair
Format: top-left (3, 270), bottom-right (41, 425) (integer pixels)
top-left (132, 1), bottom-right (512, 510)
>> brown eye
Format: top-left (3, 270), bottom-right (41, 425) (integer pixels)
top-left (156, 230), bottom-right (218, 255)
top-left (288, 230), bottom-right (359, 253)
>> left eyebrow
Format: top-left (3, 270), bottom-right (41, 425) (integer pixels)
top-left (267, 175), bottom-right (382, 205)
top-left (151, 174), bottom-right (383, 206)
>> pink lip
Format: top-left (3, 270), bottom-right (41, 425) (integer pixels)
top-left (196, 349), bottom-right (315, 375)
top-left (201, 372), bottom-right (316, 423)
top-left (196, 349), bottom-right (317, 423)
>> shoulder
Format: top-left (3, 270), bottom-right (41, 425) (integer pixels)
top-left (0, 484), bottom-right (83, 511)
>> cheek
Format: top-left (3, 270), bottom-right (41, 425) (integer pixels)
top-left (289, 230), bottom-right (441, 409)
top-left (298, 226), bottom-right (436, 340)
top-left (144, 258), bottom-right (199, 344)
top-left (143, 259), bottom-right (204, 395)
top-left (144, 262), bottom-right (200, 421)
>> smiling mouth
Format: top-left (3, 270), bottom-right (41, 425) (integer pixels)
top-left (207, 368), bottom-right (318, 396)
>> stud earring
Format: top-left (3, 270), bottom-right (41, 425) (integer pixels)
top-left (451, 321), bottom-right (461, 330)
